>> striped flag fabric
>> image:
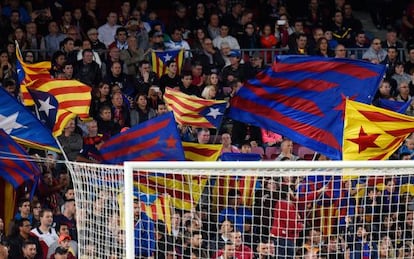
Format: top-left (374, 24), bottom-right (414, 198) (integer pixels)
top-left (0, 87), bottom-right (59, 152)
top-left (164, 87), bottom-right (227, 128)
top-left (0, 129), bottom-right (41, 188)
top-left (343, 99), bottom-right (414, 160)
top-left (377, 98), bottom-right (412, 114)
top-left (229, 55), bottom-right (386, 160)
top-left (16, 45), bottom-right (51, 106)
top-left (212, 175), bottom-right (257, 210)
top-left (100, 112), bottom-right (185, 164)
top-left (134, 172), bottom-right (208, 211)
top-left (136, 192), bottom-right (172, 234)
top-left (27, 78), bottom-right (92, 137)
top-left (151, 49), bottom-right (184, 78)
top-left (182, 141), bottom-right (222, 161)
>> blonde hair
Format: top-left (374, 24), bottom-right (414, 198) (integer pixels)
top-left (201, 85), bottom-right (216, 99)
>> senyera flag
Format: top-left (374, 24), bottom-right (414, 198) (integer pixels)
top-left (229, 55), bottom-right (386, 160)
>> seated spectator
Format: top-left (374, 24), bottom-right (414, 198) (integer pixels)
top-left (194, 37), bottom-right (225, 75)
top-left (215, 241), bottom-right (236, 259)
top-left (287, 33), bottom-right (309, 55)
top-left (14, 198), bottom-right (33, 223)
top-left (334, 44), bottom-right (348, 58)
top-left (240, 141), bottom-right (252, 154)
top-left (165, 27), bottom-right (191, 59)
top-left (179, 71), bottom-right (200, 97)
top-left (98, 12), bottom-right (121, 48)
top-left (90, 83), bottom-right (111, 119)
top-left (136, 60), bottom-right (159, 95)
top-left (213, 24), bottom-right (240, 50)
top-left (50, 246), bottom-right (75, 259)
top-left (86, 28), bottom-right (106, 62)
top-left (74, 48), bottom-right (102, 88)
top-left (274, 139), bottom-right (299, 161)
top-left (392, 62), bottom-right (411, 88)
top-left (7, 218), bottom-right (43, 259)
top-left (362, 38), bottom-right (387, 64)
top-left (221, 133), bottom-right (240, 154)
top-left (314, 37), bottom-right (334, 57)
top-left (130, 93), bottom-right (157, 126)
top-left (381, 46), bottom-right (400, 78)
top-left (147, 85), bottom-right (163, 110)
top-left (159, 60), bottom-right (181, 93)
top-left (57, 119), bottom-right (82, 162)
top-left (111, 92), bottom-right (131, 128)
top-left (96, 105), bottom-right (121, 139)
top-left (211, 220), bottom-right (233, 252)
top-left (350, 31), bottom-right (370, 59)
top-left (183, 231), bottom-right (208, 258)
top-left (76, 38), bottom-right (102, 68)
top-left (21, 240), bottom-right (39, 259)
top-left (230, 231), bottom-right (254, 259)
top-left (221, 50), bottom-right (247, 86)
top-left (104, 61), bottom-right (136, 103)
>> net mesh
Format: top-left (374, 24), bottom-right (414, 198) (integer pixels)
top-left (67, 161), bottom-right (414, 259)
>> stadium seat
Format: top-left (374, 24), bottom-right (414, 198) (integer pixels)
top-left (265, 146), bottom-right (280, 160)
top-left (298, 146), bottom-right (315, 159)
top-left (251, 146), bottom-right (265, 157)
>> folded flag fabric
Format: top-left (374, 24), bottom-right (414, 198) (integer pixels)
top-left (164, 87), bottom-right (227, 128)
top-left (377, 98), bottom-right (412, 114)
top-left (0, 87), bottom-right (59, 152)
top-left (0, 128), bottom-right (41, 188)
top-left (229, 55), bottom-right (386, 160)
top-left (27, 78), bottom-right (92, 137)
top-left (16, 45), bottom-right (51, 106)
top-left (220, 152), bottom-right (261, 161)
top-left (100, 112), bottom-right (185, 164)
top-left (343, 99), bottom-right (414, 160)
top-left (182, 141), bottom-right (222, 161)
top-left (151, 49), bottom-right (184, 78)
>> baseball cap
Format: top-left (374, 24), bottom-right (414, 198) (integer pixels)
top-left (227, 50), bottom-right (241, 58)
top-left (58, 234), bottom-right (71, 243)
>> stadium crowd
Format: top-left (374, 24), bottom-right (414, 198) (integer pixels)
top-left (2, 0), bottom-right (414, 258)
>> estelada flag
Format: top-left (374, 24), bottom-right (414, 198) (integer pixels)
top-left (343, 99), bottom-right (414, 160)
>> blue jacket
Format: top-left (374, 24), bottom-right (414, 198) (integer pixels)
top-left (134, 212), bottom-right (156, 257)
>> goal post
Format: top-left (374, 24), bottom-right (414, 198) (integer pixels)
top-left (67, 160), bottom-right (414, 259)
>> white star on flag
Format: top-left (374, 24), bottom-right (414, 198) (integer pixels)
top-left (37, 97), bottom-right (56, 117)
top-left (206, 107), bottom-right (223, 119)
top-left (0, 112), bottom-right (27, 134)
top-left (163, 53), bottom-right (172, 62)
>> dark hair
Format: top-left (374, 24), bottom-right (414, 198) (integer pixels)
top-left (18, 198), bottom-right (30, 208)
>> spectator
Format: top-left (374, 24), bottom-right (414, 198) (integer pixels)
top-left (120, 36), bottom-right (145, 77)
top-left (405, 47), bottom-right (414, 74)
top-left (334, 44), bottom-right (347, 58)
top-left (190, 2), bottom-right (208, 35)
top-left (86, 28), bottom-right (107, 62)
top-left (50, 246), bottom-right (75, 259)
top-left (133, 198), bottom-right (155, 258)
top-left (213, 24), bottom-right (241, 50)
top-left (215, 241), bottom-right (237, 259)
top-left (349, 31), bottom-right (369, 59)
top-left (25, 22), bottom-right (46, 61)
top-left (130, 93), bottom-right (156, 126)
top-left (230, 231), bottom-right (254, 259)
top-left (183, 230), bottom-right (208, 258)
top-left (74, 48), bottom-right (102, 87)
top-left (96, 105), bottom-right (121, 139)
top-left (211, 220), bottom-right (233, 252)
top-left (98, 12), bottom-right (121, 48)
top-left (362, 38), bottom-right (387, 64)
top-left (288, 33), bottom-right (308, 55)
top-left (381, 46), bottom-right (400, 78)
top-left (21, 240), bottom-right (38, 259)
top-left (111, 92), bottom-right (131, 128)
top-left (221, 49), bottom-right (247, 86)
top-left (44, 21), bottom-right (66, 59)
top-left (0, 244), bottom-right (7, 259)
top-left (207, 13), bottom-right (221, 40)
top-left (7, 218), bottom-right (43, 259)
top-left (287, 20), bottom-right (306, 51)
top-left (382, 29), bottom-right (404, 51)
top-left (90, 83), bottom-right (111, 119)
top-left (343, 3), bottom-right (363, 34)
top-left (104, 61), bottom-right (135, 103)
top-left (275, 139), bottom-right (299, 161)
top-left (168, 3), bottom-right (191, 40)
top-left (165, 27), bottom-right (191, 59)
top-left (221, 132), bottom-right (240, 154)
top-left (314, 37), bottom-right (334, 57)
top-left (14, 198), bottom-right (33, 223)
top-left (108, 27), bottom-right (129, 51)
top-left (135, 60), bottom-right (159, 95)
top-left (30, 209), bottom-right (59, 256)
top-left (179, 71), bottom-right (200, 97)
top-left (159, 60), bottom-right (181, 93)
top-left (147, 85), bottom-right (162, 110)
top-left (57, 119), bottom-right (82, 162)
top-left (76, 39), bottom-right (102, 68)
top-left (195, 37), bottom-right (225, 75)
top-left (196, 128), bottom-right (210, 144)
top-left (392, 62), bottom-right (411, 88)
top-left (47, 222), bottom-right (78, 258)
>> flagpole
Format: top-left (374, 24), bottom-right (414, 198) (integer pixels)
top-left (54, 136), bottom-right (70, 163)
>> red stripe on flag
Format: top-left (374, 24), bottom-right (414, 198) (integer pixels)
top-left (183, 146), bottom-right (221, 156)
top-left (258, 73), bottom-right (339, 92)
top-left (141, 178), bottom-right (193, 201)
top-left (359, 111), bottom-right (414, 123)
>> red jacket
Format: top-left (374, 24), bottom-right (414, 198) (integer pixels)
top-left (270, 200), bottom-right (304, 241)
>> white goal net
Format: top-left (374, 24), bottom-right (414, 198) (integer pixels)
top-left (67, 161), bottom-right (414, 259)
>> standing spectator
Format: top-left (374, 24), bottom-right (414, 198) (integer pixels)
top-left (21, 240), bottom-right (39, 259)
top-left (191, 2), bottom-right (208, 34)
top-left (382, 29), bottom-right (404, 50)
top-left (98, 12), bottom-right (121, 48)
top-left (230, 231), bottom-right (254, 259)
top-left (260, 24), bottom-right (278, 63)
top-left (362, 38), bottom-right (387, 63)
top-left (343, 3), bottom-right (363, 34)
top-left (183, 231), bottom-right (208, 258)
top-left (90, 83), bottom-right (111, 119)
top-left (25, 22), bottom-right (46, 61)
top-left (168, 3), bottom-right (191, 40)
top-left (53, 200), bottom-right (77, 241)
top-left (111, 92), bottom-right (131, 128)
top-left (215, 241), bottom-right (237, 259)
top-left (76, 39), bottom-right (102, 68)
top-left (381, 46), bottom-right (400, 79)
top-left (104, 61), bottom-right (135, 103)
top-left (118, 0), bottom-right (131, 26)
top-left (392, 62), bottom-right (411, 88)
top-left (30, 209), bottom-right (59, 256)
top-left (239, 22), bottom-right (261, 57)
top-left (329, 10), bottom-right (352, 47)
top-left (14, 198), bottom-right (33, 223)
top-left (197, 128), bottom-right (210, 144)
top-left (74, 48), bottom-right (102, 88)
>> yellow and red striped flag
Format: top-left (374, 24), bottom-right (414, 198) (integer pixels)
top-left (343, 99), bottom-right (414, 160)
top-left (164, 87), bottom-right (227, 128)
top-left (26, 78), bottom-right (91, 136)
top-left (151, 49), bottom-right (184, 78)
top-left (212, 175), bottom-right (257, 210)
top-left (16, 45), bottom-right (51, 105)
top-left (182, 141), bottom-right (222, 161)
top-left (135, 173), bottom-right (208, 211)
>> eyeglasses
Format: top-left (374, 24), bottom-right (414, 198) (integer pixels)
top-left (23, 224), bottom-right (32, 227)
